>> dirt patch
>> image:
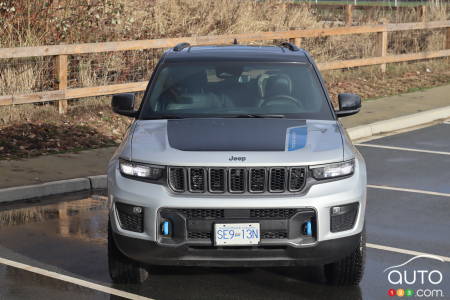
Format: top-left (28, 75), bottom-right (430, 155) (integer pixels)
top-left (324, 60), bottom-right (450, 106)
top-left (327, 70), bottom-right (450, 102)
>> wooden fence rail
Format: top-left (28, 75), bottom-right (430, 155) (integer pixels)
top-left (0, 20), bottom-right (449, 113)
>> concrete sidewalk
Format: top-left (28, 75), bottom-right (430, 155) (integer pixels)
top-left (0, 84), bottom-right (449, 189)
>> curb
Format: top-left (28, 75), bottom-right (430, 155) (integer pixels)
top-left (0, 175), bottom-right (106, 203)
top-left (88, 175), bottom-right (108, 190)
top-left (347, 105), bottom-right (450, 140)
top-left (1, 106), bottom-right (450, 203)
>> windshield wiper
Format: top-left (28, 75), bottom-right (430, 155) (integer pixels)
top-left (222, 114), bottom-right (286, 118)
top-left (143, 114), bottom-right (287, 120)
top-left (143, 115), bottom-right (185, 120)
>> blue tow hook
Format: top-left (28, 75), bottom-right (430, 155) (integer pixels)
top-left (162, 220), bottom-right (170, 236)
top-left (305, 220), bottom-right (312, 236)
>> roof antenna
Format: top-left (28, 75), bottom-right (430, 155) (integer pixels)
top-left (233, 38), bottom-right (238, 45)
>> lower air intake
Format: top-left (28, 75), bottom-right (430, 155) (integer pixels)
top-left (116, 202), bottom-right (144, 233)
top-left (330, 203), bottom-right (359, 232)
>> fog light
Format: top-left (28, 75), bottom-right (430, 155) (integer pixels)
top-left (331, 204), bottom-right (355, 216)
top-left (132, 206), bottom-right (143, 214)
top-left (331, 206), bottom-right (341, 216)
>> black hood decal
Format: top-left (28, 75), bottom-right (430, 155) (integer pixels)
top-left (167, 118), bottom-right (306, 151)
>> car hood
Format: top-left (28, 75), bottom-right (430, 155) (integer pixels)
top-left (129, 118), bottom-right (344, 166)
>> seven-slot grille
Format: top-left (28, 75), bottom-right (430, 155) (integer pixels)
top-left (168, 167), bottom-right (306, 194)
top-left (189, 168), bottom-right (206, 192)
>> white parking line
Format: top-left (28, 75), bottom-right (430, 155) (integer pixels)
top-left (367, 243), bottom-right (450, 262)
top-left (356, 143), bottom-right (450, 156)
top-left (0, 257), bottom-right (153, 300)
top-left (367, 184), bottom-right (450, 197)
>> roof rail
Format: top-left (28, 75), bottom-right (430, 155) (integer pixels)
top-left (173, 42), bottom-right (191, 52)
top-left (279, 42), bottom-right (300, 52)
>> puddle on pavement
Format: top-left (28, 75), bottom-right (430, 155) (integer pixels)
top-left (0, 194), bottom-right (108, 243)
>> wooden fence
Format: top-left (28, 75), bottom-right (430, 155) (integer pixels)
top-left (0, 20), bottom-right (449, 114)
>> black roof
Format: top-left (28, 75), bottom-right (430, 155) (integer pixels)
top-left (163, 45), bottom-right (310, 63)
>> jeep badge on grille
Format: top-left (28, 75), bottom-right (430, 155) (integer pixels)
top-left (229, 156), bottom-right (246, 162)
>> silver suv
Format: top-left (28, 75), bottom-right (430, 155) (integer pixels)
top-left (107, 42), bottom-right (367, 286)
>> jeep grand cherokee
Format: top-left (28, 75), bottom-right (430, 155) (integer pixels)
top-left (107, 42), bottom-right (367, 286)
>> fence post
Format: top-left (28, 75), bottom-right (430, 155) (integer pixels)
top-left (446, 27), bottom-right (450, 50)
top-left (56, 54), bottom-right (68, 114)
top-left (345, 5), bottom-right (353, 25)
top-left (421, 5), bottom-right (427, 23)
top-left (376, 28), bottom-right (388, 73)
top-left (288, 38), bottom-right (302, 48)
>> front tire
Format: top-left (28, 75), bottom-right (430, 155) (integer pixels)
top-left (324, 230), bottom-right (366, 286)
top-left (108, 221), bottom-right (148, 284)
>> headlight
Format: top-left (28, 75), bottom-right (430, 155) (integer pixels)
top-left (119, 159), bottom-right (164, 180)
top-left (310, 159), bottom-right (354, 180)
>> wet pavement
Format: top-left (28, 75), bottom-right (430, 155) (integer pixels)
top-left (0, 265), bottom-right (110, 300)
top-left (0, 122), bottom-right (449, 300)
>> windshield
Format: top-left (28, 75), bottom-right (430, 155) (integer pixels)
top-left (140, 62), bottom-right (333, 120)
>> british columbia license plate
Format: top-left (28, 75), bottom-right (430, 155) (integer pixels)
top-left (214, 223), bottom-right (260, 246)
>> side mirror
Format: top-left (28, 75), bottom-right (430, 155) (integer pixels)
top-left (335, 93), bottom-right (361, 118)
top-left (112, 93), bottom-right (137, 117)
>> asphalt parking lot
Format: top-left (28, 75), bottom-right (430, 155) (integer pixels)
top-left (0, 122), bottom-right (449, 300)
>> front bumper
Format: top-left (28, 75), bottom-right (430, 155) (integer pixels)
top-left (113, 230), bottom-right (362, 267)
top-left (107, 155), bottom-right (366, 265)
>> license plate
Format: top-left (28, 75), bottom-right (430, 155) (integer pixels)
top-left (214, 223), bottom-right (260, 246)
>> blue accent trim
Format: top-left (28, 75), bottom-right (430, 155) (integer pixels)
top-left (162, 221), bottom-right (169, 235)
top-left (287, 126), bottom-right (307, 151)
top-left (306, 221), bottom-right (312, 236)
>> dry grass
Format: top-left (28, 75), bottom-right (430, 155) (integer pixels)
top-left (0, 0), bottom-right (447, 95)
top-left (0, 65), bottom-right (37, 95)
top-left (144, 0), bottom-right (318, 37)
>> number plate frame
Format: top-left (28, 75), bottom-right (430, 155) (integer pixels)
top-left (214, 223), bottom-right (260, 246)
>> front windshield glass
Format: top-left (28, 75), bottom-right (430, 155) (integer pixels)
top-left (140, 62), bottom-right (333, 120)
